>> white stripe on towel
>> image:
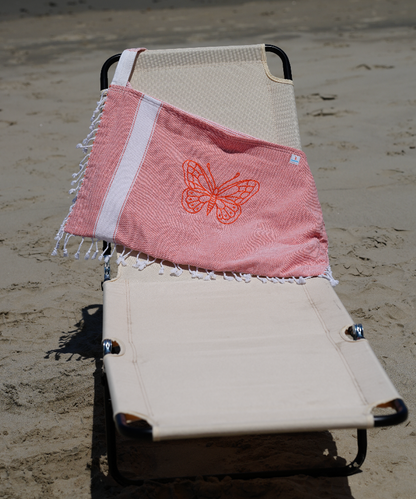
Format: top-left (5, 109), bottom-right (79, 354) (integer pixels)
top-left (94, 95), bottom-right (162, 241)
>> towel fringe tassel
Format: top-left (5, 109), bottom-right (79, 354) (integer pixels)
top-left (132, 253), bottom-right (156, 271)
top-left (52, 89), bottom-right (108, 258)
top-left (318, 265), bottom-right (339, 287)
top-left (54, 239), bottom-right (338, 286)
top-left (170, 264), bottom-right (183, 277)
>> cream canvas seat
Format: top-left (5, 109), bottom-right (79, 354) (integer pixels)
top-left (104, 256), bottom-right (402, 439)
top-left (59, 44), bottom-right (407, 485)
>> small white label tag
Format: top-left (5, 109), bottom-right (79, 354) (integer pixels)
top-left (289, 154), bottom-right (301, 166)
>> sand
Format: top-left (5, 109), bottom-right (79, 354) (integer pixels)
top-left (0, 1), bottom-right (415, 497)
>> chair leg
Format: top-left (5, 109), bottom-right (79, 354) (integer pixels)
top-left (350, 429), bottom-right (367, 472)
top-left (104, 375), bottom-right (146, 487)
top-left (103, 375), bottom-right (367, 486)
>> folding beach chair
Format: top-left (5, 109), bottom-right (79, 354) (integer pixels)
top-left (55, 44), bottom-right (407, 485)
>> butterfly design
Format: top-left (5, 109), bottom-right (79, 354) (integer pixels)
top-left (181, 159), bottom-right (260, 224)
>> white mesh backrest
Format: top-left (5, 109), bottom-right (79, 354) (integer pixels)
top-left (129, 45), bottom-right (301, 149)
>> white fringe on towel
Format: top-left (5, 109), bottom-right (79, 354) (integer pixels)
top-left (53, 233), bottom-right (338, 287)
top-left (52, 89), bottom-right (108, 257)
top-left (129, 252), bottom-right (338, 286)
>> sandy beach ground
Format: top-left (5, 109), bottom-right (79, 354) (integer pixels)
top-left (0, 1), bottom-right (415, 497)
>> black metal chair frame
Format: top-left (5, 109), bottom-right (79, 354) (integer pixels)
top-left (98, 45), bottom-right (408, 487)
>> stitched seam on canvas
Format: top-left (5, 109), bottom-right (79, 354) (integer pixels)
top-left (264, 72), bottom-right (281, 142)
top-left (302, 284), bottom-right (368, 405)
top-left (126, 279), bottom-right (154, 417)
top-left (135, 60), bottom-right (262, 71)
top-left (134, 61), bottom-right (293, 85)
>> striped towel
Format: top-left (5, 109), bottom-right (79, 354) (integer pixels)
top-left (53, 51), bottom-right (331, 281)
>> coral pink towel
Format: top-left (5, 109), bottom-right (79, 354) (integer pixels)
top-left (63, 85), bottom-right (329, 278)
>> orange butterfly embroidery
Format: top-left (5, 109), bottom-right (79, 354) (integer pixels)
top-left (181, 159), bottom-right (260, 224)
